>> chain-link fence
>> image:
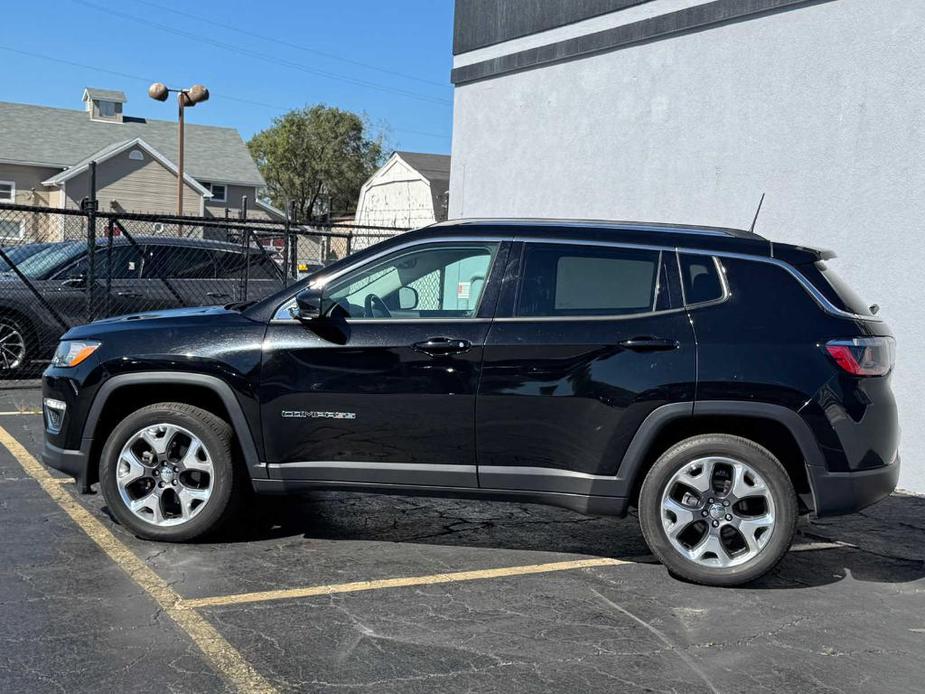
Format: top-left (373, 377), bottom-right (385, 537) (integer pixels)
top-left (0, 202), bottom-right (408, 384)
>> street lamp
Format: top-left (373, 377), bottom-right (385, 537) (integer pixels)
top-left (148, 82), bottom-right (209, 216)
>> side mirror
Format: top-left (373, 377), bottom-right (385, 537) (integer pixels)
top-left (398, 286), bottom-right (418, 310)
top-left (291, 286), bottom-right (325, 322)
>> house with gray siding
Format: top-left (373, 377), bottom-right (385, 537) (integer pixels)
top-left (0, 87), bottom-right (282, 241)
top-left (449, 0), bottom-right (924, 492)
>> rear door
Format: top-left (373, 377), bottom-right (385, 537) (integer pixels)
top-left (137, 243), bottom-right (219, 309)
top-left (476, 240), bottom-right (696, 498)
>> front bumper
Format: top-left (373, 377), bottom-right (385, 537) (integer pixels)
top-left (807, 455), bottom-right (900, 517)
top-left (42, 439), bottom-right (91, 493)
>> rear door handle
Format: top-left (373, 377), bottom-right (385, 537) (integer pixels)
top-left (618, 336), bottom-right (679, 352)
top-left (412, 337), bottom-right (472, 356)
top-left (206, 291), bottom-right (231, 299)
top-left (115, 291), bottom-right (141, 298)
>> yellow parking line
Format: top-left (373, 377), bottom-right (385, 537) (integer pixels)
top-left (0, 410), bottom-right (41, 416)
top-left (0, 426), bottom-right (277, 694)
top-left (180, 557), bottom-right (627, 610)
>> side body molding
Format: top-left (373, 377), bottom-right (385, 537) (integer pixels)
top-left (82, 372), bottom-right (264, 481)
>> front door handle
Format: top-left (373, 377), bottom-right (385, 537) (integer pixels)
top-left (206, 291), bottom-right (231, 299)
top-left (618, 336), bottom-right (679, 352)
top-left (412, 337), bottom-right (472, 356)
top-left (115, 290), bottom-right (141, 298)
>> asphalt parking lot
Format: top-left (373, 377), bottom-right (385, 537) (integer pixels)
top-left (1, 385), bottom-right (923, 694)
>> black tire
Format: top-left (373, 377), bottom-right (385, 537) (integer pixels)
top-left (638, 434), bottom-right (797, 587)
top-left (99, 402), bottom-right (243, 541)
top-left (0, 314), bottom-right (29, 376)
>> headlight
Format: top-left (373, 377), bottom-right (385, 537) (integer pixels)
top-left (51, 340), bottom-right (101, 368)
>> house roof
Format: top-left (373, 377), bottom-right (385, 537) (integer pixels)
top-left (0, 100), bottom-right (265, 186)
top-left (395, 151), bottom-right (451, 220)
top-left (42, 138), bottom-right (212, 198)
top-left (83, 88), bottom-right (127, 103)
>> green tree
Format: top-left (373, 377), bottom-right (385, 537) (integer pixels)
top-left (248, 105), bottom-right (385, 222)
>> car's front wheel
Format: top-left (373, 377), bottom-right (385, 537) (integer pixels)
top-left (99, 402), bottom-right (242, 541)
top-left (638, 434), bottom-right (797, 586)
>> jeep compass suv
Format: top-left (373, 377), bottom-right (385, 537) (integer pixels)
top-left (41, 219), bottom-right (899, 586)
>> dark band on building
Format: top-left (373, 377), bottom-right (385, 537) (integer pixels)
top-left (452, 0), bottom-right (838, 85)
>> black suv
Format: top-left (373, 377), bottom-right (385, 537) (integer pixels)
top-left (0, 236), bottom-right (282, 373)
top-left (41, 220), bottom-right (899, 586)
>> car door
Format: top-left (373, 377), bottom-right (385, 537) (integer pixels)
top-left (476, 240), bottom-right (696, 499)
top-left (47, 243), bottom-right (146, 319)
top-left (259, 238), bottom-right (510, 487)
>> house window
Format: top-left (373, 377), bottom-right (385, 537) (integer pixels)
top-left (129, 149), bottom-right (144, 161)
top-left (0, 219), bottom-right (24, 240)
top-left (0, 180), bottom-right (14, 202)
top-left (98, 101), bottom-right (116, 118)
top-left (205, 183), bottom-right (227, 202)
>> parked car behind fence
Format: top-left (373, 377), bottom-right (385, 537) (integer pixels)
top-left (0, 203), bottom-right (408, 379)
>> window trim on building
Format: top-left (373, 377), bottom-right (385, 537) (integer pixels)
top-left (0, 219), bottom-right (25, 240)
top-left (204, 182), bottom-right (227, 203)
top-left (0, 180), bottom-right (15, 203)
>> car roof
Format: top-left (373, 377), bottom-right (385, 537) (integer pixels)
top-left (417, 218), bottom-right (773, 256)
top-left (86, 235), bottom-right (266, 253)
top-left (433, 217), bottom-right (763, 239)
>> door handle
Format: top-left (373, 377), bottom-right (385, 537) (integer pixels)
top-left (206, 291), bottom-right (231, 299)
top-left (115, 291), bottom-right (141, 298)
top-left (618, 336), bottom-right (679, 352)
top-left (411, 337), bottom-right (472, 356)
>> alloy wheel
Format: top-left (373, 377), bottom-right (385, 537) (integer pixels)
top-left (0, 321), bottom-right (26, 371)
top-left (116, 423), bottom-right (214, 527)
top-left (660, 456), bottom-right (776, 568)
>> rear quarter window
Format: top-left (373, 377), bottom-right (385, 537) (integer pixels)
top-left (678, 254), bottom-right (725, 305)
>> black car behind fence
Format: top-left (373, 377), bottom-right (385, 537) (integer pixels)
top-left (0, 201), bottom-right (407, 383)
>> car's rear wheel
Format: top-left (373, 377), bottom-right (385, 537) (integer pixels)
top-left (0, 315), bottom-right (28, 374)
top-left (99, 402), bottom-right (242, 541)
top-left (638, 434), bottom-right (797, 586)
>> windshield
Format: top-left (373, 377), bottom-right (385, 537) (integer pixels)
top-left (0, 243), bottom-right (54, 271)
top-left (13, 242), bottom-right (84, 279)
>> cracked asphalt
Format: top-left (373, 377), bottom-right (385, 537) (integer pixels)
top-left (1, 385), bottom-right (924, 693)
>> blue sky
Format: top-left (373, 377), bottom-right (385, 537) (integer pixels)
top-left (0, 0), bottom-right (455, 154)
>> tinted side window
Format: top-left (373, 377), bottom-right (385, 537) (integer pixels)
top-left (214, 250), bottom-right (248, 279)
top-left (247, 253), bottom-right (282, 280)
top-left (517, 244), bottom-right (660, 317)
top-left (57, 246), bottom-right (143, 280)
top-left (679, 254), bottom-right (724, 305)
top-left (143, 246), bottom-right (215, 279)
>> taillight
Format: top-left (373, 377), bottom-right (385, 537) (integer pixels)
top-left (824, 337), bottom-right (895, 376)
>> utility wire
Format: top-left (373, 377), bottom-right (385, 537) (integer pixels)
top-left (131, 0), bottom-right (448, 88)
top-left (0, 45), bottom-right (452, 140)
top-left (72, 0), bottom-right (451, 107)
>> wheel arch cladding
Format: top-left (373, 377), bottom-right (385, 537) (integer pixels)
top-left (84, 373), bottom-right (263, 488)
top-left (622, 401), bottom-right (820, 511)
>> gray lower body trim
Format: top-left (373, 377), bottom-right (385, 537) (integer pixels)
top-left (452, 0), bottom-right (837, 85)
top-left (479, 466), bottom-right (624, 497)
top-left (267, 461), bottom-right (478, 488)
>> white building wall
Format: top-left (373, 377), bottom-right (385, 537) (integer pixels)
top-left (450, 0), bottom-right (925, 492)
